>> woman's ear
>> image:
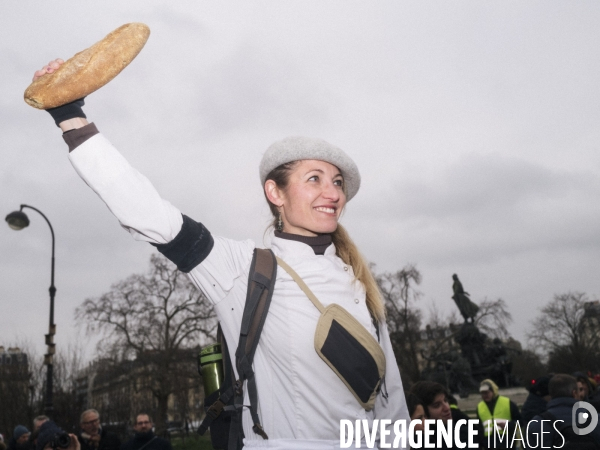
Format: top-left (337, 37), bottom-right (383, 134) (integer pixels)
top-left (265, 179), bottom-right (284, 207)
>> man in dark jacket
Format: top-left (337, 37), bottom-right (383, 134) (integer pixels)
top-left (77, 409), bottom-right (120, 450)
top-left (520, 376), bottom-right (550, 423)
top-left (7, 426), bottom-right (30, 450)
top-left (120, 415), bottom-right (171, 450)
top-left (526, 373), bottom-right (600, 448)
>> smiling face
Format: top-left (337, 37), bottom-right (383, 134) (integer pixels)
top-left (265, 159), bottom-right (346, 236)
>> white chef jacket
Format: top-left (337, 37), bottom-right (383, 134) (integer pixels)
top-left (69, 133), bottom-right (409, 449)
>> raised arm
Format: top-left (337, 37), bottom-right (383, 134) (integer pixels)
top-left (31, 60), bottom-right (212, 270)
top-left (30, 59), bottom-right (260, 302)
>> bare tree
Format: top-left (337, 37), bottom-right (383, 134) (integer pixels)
top-left (51, 343), bottom-right (86, 431)
top-left (76, 254), bottom-right (217, 432)
top-left (419, 307), bottom-right (461, 365)
top-left (510, 349), bottom-right (546, 386)
top-left (376, 264), bottom-right (423, 385)
top-left (528, 292), bottom-right (600, 372)
top-left (474, 297), bottom-right (513, 341)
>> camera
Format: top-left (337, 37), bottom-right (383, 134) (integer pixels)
top-left (47, 432), bottom-right (71, 450)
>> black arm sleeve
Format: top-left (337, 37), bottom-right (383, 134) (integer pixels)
top-left (152, 214), bottom-right (214, 273)
top-left (46, 98), bottom-right (86, 127)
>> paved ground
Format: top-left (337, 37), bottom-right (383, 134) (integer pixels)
top-left (456, 387), bottom-right (529, 417)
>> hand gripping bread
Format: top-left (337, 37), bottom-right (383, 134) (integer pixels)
top-left (24, 23), bottom-right (150, 109)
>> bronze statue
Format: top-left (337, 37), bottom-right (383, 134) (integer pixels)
top-left (452, 274), bottom-right (479, 322)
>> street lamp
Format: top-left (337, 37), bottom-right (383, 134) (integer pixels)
top-left (6, 204), bottom-right (56, 416)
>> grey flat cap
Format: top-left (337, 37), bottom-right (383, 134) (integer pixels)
top-left (259, 136), bottom-right (361, 201)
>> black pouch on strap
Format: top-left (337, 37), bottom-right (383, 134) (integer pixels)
top-left (315, 304), bottom-right (385, 410)
top-left (276, 257), bottom-right (386, 411)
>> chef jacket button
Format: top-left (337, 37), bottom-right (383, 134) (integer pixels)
top-left (344, 266), bottom-right (349, 271)
top-left (354, 299), bottom-right (359, 304)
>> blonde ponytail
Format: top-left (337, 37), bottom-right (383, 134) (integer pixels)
top-left (332, 224), bottom-right (385, 322)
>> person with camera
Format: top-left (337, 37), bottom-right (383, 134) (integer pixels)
top-left (32, 418), bottom-right (49, 434)
top-left (35, 421), bottom-right (79, 450)
top-left (120, 415), bottom-right (171, 450)
top-left (77, 410), bottom-right (120, 450)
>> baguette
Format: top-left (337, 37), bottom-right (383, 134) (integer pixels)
top-left (24, 23), bottom-right (150, 109)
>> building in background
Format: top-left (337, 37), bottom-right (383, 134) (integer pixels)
top-left (76, 350), bottom-right (204, 433)
top-left (0, 347), bottom-right (34, 437)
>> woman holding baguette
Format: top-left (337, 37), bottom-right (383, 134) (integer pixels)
top-left (33, 59), bottom-right (409, 450)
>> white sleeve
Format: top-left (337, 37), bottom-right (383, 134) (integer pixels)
top-left (187, 235), bottom-right (256, 304)
top-left (68, 133), bottom-right (257, 306)
top-left (68, 133), bottom-right (183, 244)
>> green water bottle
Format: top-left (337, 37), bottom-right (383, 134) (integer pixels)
top-left (199, 343), bottom-right (224, 396)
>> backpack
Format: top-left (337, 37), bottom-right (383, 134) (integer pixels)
top-left (539, 411), bottom-right (599, 449)
top-left (198, 248), bottom-right (277, 450)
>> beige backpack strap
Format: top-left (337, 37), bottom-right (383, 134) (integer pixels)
top-left (275, 256), bottom-right (325, 314)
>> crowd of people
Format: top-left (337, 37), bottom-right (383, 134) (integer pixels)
top-left (405, 371), bottom-right (600, 449)
top-left (3, 372), bottom-right (598, 449)
top-left (1, 411), bottom-right (171, 450)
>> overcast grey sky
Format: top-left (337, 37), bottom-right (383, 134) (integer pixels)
top-left (2, 1), bottom-right (600, 361)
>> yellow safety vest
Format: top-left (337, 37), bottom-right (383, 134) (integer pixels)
top-left (477, 395), bottom-right (512, 436)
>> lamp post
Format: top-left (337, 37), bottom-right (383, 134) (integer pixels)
top-left (6, 204), bottom-right (56, 416)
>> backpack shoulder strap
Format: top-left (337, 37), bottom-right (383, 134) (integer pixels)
top-left (233, 248), bottom-right (277, 442)
top-left (237, 248), bottom-right (277, 363)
